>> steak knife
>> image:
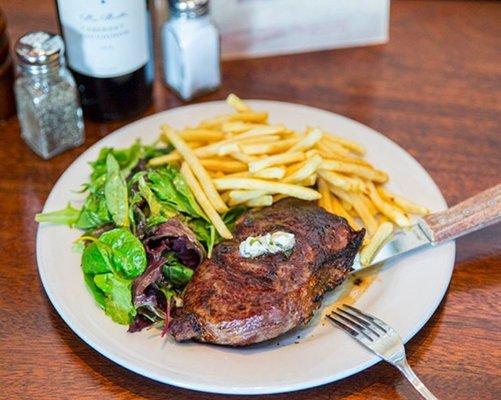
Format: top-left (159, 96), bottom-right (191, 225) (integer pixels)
top-left (352, 184), bottom-right (501, 271)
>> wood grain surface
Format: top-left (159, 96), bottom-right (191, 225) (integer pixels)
top-left (1, 1), bottom-right (500, 399)
top-left (422, 184), bottom-right (501, 243)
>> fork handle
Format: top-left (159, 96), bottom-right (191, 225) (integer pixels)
top-left (395, 359), bottom-right (438, 400)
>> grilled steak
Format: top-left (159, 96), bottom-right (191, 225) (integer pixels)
top-left (170, 198), bottom-right (364, 346)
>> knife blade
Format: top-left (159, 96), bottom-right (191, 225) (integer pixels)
top-left (351, 223), bottom-right (432, 271)
top-left (350, 183), bottom-right (501, 272)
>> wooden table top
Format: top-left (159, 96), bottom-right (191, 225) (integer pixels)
top-left (1, 1), bottom-right (500, 399)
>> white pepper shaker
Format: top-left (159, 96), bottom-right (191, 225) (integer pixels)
top-left (14, 31), bottom-right (84, 159)
top-left (162, 0), bottom-right (221, 101)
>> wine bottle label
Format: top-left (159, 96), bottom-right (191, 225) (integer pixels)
top-left (57, 0), bottom-right (149, 78)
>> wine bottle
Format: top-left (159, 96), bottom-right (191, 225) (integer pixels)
top-left (55, 0), bottom-right (153, 121)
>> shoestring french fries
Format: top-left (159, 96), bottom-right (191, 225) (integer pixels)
top-left (149, 94), bottom-right (430, 266)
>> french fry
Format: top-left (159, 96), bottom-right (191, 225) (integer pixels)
top-left (170, 125), bottom-right (285, 160)
top-left (246, 195), bottom-right (273, 207)
top-left (366, 181), bottom-right (411, 227)
top-left (361, 194), bottom-right (378, 216)
top-left (286, 128), bottom-right (323, 153)
top-left (199, 112), bottom-right (268, 129)
top-left (360, 222), bottom-right (394, 265)
top-left (283, 154), bottom-right (322, 183)
top-left (197, 115), bottom-right (229, 129)
top-left (273, 194), bottom-right (289, 202)
top-left (207, 170), bottom-right (225, 178)
top-left (228, 111), bottom-right (268, 123)
top-left (223, 171), bottom-right (251, 179)
top-left (236, 125), bottom-right (285, 138)
top-left (316, 139), bottom-right (351, 156)
top-left (297, 174), bottom-right (317, 186)
top-left (314, 148), bottom-right (371, 166)
top-left (229, 152), bottom-right (258, 163)
top-left (252, 167), bottom-right (286, 180)
top-left (212, 178), bottom-right (321, 201)
top-left (305, 149), bottom-right (319, 158)
top-left (188, 141), bottom-right (206, 149)
top-left (240, 138), bottom-right (298, 155)
top-left (221, 122), bottom-right (262, 133)
top-left (226, 93), bottom-right (251, 112)
top-left (220, 191), bottom-right (230, 203)
top-left (350, 193), bottom-right (379, 235)
top-left (317, 169), bottom-right (365, 192)
top-left (228, 190), bottom-right (268, 205)
top-left (379, 214), bottom-right (391, 224)
top-left (330, 195), bottom-right (361, 231)
top-left (179, 129), bottom-right (224, 142)
top-left (180, 163), bottom-right (233, 239)
top-left (237, 135), bottom-right (281, 145)
top-left (322, 133), bottom-right (365, 155)
top-left (377, 186), bottom-right (430, 215)
top-left (286, 160), bottom-right (306, 176)
top-left (200, 158), bottom-right (248, 173)
top-left (162, 125), bottom-right (228, 213)
top-left (320, 159), bottom-right (388, 183)
top-left (329, 186), bottom-right (377, 235)
top-left (341, 199), bottom-right (352, 211)
top-left (249, 152), bottom-right (305, 172)
top-left (148, 151), bottom-right (181, 166)
top-left (317, 178), bottom-right (334, 213)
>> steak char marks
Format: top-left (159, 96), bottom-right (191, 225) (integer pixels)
top-left (170, 198), bottom-right (365, 346)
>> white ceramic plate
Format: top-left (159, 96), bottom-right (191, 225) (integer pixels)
top-left (36, 101), bottom-right (455, 395)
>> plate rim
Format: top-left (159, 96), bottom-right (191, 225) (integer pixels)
top-left (36, 100), bottom-right (455, 395)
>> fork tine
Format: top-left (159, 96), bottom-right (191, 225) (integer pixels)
top-left (326, 314), bottom-right (359, 337)
top-left (331, 311), bottom-right (375, 341)
top-left (343, 304), bottom-right (387, 332)
top-left (337, 308), bottom-right (381, 337)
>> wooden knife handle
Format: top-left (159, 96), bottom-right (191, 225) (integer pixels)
top-left (418, 184), bottom-right (501, 243)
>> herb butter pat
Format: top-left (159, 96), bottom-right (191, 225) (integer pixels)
top-left (239, 231), bottom-right (295, 258)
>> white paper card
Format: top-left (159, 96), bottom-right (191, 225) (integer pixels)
top-left (212, 0), bottom-right (390, 60)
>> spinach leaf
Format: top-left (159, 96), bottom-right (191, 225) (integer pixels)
top-left (81, 228), bottom-right (146, 279)
top-left (35, 203), bottom-right (80, 226)
top-left (81, 241), bottom-right (113, 275)
top-left (81, 228), bottom-right (146, 325)
top-left (83, 273), bottom-right (105, 308)
top-left (138, 176), bottom-right (177, 220)
top-left (99, 229), bottom-right (147, 279)
top-left (147, 166), bottom-right (206, 220)
top-left (94, 273), bottom-right (136, 324)
top-left (188, 218), bottom-right (216, 256)
top-left (162, 253), bottom-right (194, 286)
top-left (104, 154), bottom-right (129, 228)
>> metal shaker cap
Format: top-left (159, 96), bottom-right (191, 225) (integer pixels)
top-left (15, 31), bottom-right (65, 74)
top-left (169, 0), bottom-right (209, 18)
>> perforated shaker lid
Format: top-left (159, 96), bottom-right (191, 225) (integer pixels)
top-left (169, 0), bottom-right (209, 18)
top-left (15, 31), bottom-right (65, 73)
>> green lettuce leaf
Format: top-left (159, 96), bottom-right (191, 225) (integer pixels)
top-left (162, 252), bottom-right (194, 286)
top-left (147, 166), bottom-right (206, 220)
top-left (104, 154), bottom-right (129, 227)
top-left (98, 229), bottom-right (147, 279)
top-left (35, 203), bottom-right (80, 226)
top-left (94, 273), bottom-right (135, 324)
top-left (81, 241), bottom-right (113, 275)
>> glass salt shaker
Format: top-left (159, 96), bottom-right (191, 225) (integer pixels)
top-left (162, 0), bottom-right (221, 101)
top-left (14, 31), bottom-right (84, 159)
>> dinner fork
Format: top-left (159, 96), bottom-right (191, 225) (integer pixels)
top-left (328, 304), bottom-right (438, 400)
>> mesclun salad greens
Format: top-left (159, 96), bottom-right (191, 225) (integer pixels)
top-left (36, 140), bottom-right (245, 333)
